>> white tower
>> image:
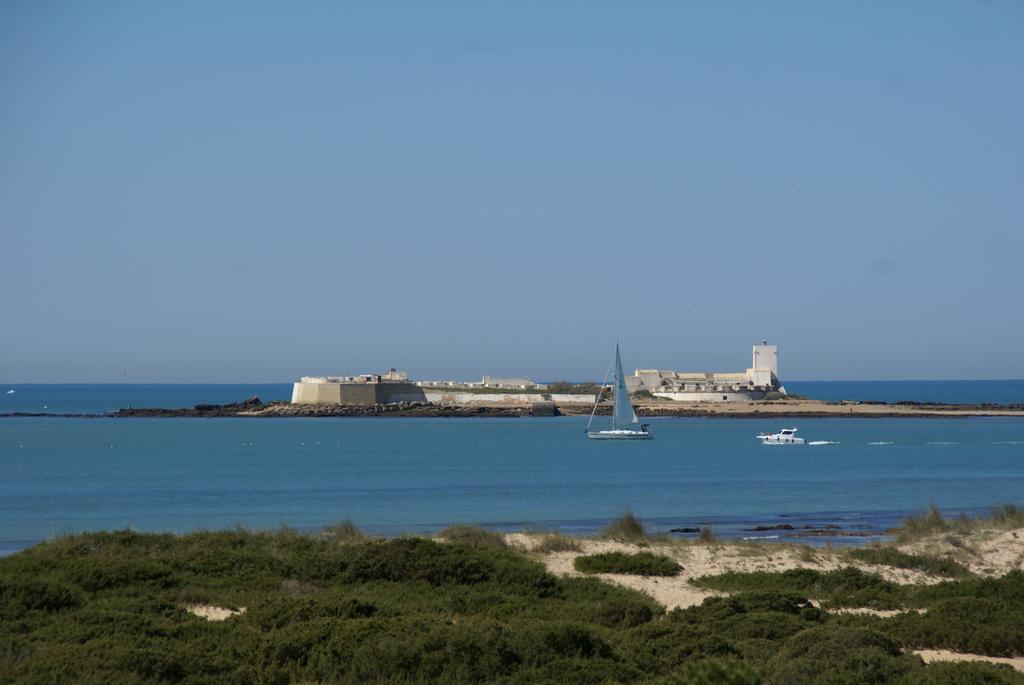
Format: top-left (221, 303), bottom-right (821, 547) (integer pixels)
top-left (750, 341), bottom-right (780, 388)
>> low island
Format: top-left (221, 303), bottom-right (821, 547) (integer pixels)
top-left (4, 395), bottom-right (1024, 419)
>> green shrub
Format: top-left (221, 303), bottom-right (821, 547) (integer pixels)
top-left (0, 577), bottom-right (81, 615)
top-left (438, 525), bottom-right (509, 550)
top-left (342, 537), bottom-right (491, 585)
top-left (764, 625), bottom-right (920, 684)
top-left (601, 511), bottom-right (647, 542)
top-left (71, 560), bottom-right (179, 592)
top-left (657, 658), bottom-right (761, 685)
top-left (574, 552), bottom-right (679, 577)
top-left (910, 570), bottom-right (1024, 609)
top-left (886, 597), bottom-right (1024, 657)
top-left (692, 567), bottom-right (906, 609)
top-left (911, 661), bottom-right (1024, 684)
top-left (670, 592), bottom-right (827, 637)
top-left (590, 598), bottom-right (658, 629)
top-left (847, 547), bottom-right (971, 578)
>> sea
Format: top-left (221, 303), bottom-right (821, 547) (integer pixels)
top-left (2, 381), bottom-right (1023, 557)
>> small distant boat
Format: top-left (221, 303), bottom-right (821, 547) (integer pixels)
top-left (757, 428), bottom-right (806, 445)
top-left (586, 341), bottom-right (651, 440)
top-left (5, 389), bottom-right (14, 394)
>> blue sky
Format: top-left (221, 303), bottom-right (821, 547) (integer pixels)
top-left (2, 1), bottom-right (1022, 382)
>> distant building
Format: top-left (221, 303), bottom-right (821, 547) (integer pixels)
top-left (415, 375), bottom-right (549, 391)
top-left (299, 368), bottom-right (408, 385)
top-left (292, 367), bottom-right (552, 405)
top-left (292, 368), bottom-right (425, 404)
top-left (477, 376), bottom-right (549, 390)
top-left (625, 342), bottom-right (785, 402)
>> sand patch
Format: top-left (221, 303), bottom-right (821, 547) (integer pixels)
top-left (828, 607), bottom-right (925, 618)
top-left (510, 534), bottom-right (843, 610)
top-left (900, 528), bottom-right (1024, 576)
top-left (185, 605), bottom-right (245, 621)
top-left (510, 527), bottom-right (1024, 612)
top-left (914, 649), bottom-right (1024, 673)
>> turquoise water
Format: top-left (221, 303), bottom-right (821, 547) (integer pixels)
top-left (0, 384), bottom-right (289, 415)
top-left (2, 413), bottom-right (1023, 556)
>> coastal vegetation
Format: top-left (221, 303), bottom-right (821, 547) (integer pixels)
top-left (547, 381), bottom-right (607, 396)
top-left (694, 567), bottom-right (1024, 659)
top-left (601, 511), bottom-right (649, 543)
top-left (319, 520), bottom-right (369, 544)
top-left (845, 546), bottom-right (971, 579)
top-left (531, 534), bottom-right (583, 554)
top-left (438, 524), bottom-right (510, 550)
top-left (2, 527), bottom-right (1023, 684)
top-left (692, 567), bottom-right (907, 610)
top-left (898, 503), bottom-right (1024, 542)
top-left (574, 552), bottom-right (680, 577)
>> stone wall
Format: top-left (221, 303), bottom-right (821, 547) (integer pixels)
top-left (375, 384), bottom-right (428, 404)
top-left (423, 392), bottom-right (547, 405)
top-left (291, 382), bottom-right (426, 404)
top-left (292, 382), bottom-right (593, 406)
top-left (550, 394), bottom-right (597, 404)
top-left (654, 390), bottom-right (766, 402)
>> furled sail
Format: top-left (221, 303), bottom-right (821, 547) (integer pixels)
top-left (612, 341), bottom-right (638, 428)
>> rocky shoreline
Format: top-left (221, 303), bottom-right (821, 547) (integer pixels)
top-left (3, 396), bottom-right (1023, 419)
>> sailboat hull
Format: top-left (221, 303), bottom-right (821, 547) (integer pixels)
top-left (587, 430), bottom-right (652, 440)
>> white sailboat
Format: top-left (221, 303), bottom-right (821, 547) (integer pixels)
top-left (586, 341), bottom-right (652, 440)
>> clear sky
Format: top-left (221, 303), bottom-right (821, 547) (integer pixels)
top-left (2, 1), bottom-right (1022, 383)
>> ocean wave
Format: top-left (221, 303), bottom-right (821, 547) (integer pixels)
top-left (993, 441), bottom-right (1024, 445)
top-left (868, 441), bottom-right (894, 446)
top-left (742, 535), bottom-right (780, 541)
top-left (927, 441), bottom-right (957, 445)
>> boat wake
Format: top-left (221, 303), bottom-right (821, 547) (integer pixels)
top-left (868, 441), bottom-right (894, 446)
top-left (927, 441), bottom-right (957, 446)
top-left (807, 440), bottom-right (839, 446)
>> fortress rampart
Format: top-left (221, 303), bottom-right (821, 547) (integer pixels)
top-left (290, 381), bottom-right (427, 405)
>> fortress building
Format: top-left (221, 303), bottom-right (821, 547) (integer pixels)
top-left (290, 369), bottom-right (428, 404)
top-left (290, 343), bottom-right (784, 406)
top-left (291, 369), bottom-right (555, 405)
top-left (624, 342), bottom-right (785, 402)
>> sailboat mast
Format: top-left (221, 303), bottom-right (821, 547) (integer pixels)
top-left (612, 341), bottom-right (620, 431)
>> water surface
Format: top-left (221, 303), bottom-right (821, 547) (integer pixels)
top-left (3, 415), bottom-right (1022, 555)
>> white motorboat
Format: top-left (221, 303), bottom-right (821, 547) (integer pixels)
top-left (757, 428), bottom-right (806, 445)
top-left (586, 341), bottom-right (651, 440)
